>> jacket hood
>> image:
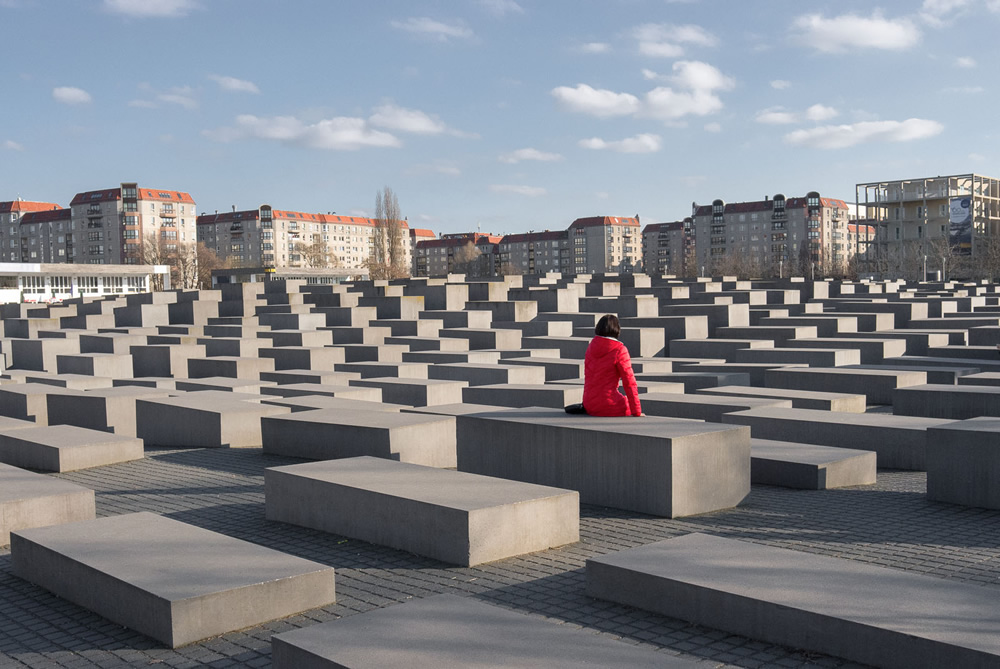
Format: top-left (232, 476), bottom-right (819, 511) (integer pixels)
top-left (588, 336), bottom-right (621, 362)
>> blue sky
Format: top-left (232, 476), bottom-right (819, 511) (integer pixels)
top-left (2, 0), bottom-right (997, 235)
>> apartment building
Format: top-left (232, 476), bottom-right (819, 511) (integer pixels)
top-left (409, 228), bottom-right (436, 276)
top-left (690, 192), bottom-right (852, 275)
top-left (641, 218), bottom-right (693, 276)
top-left (0, 199), bottom-right (63, 262)
top-left (856, 173), bottom-right (1000, 258)
top-left (567, 216), bottom-right (641, 273)
top-left (413, 232), bottom-right (501, 277)
top-left (196, 205), bottom-right (411, 272)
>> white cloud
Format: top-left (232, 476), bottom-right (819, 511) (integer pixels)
top-left (704, 122), bottom-right (722, 132)
top-left (209, 75), bottom-right (260, 94)
top-left (579, 133), bottom-right (662, 153)
top-left (642, 61), bottom-right (734, 120)
top-left (578, 42), bottom-right (611, 54)
top-left (770, 79), bottom-right (792, 90)
top-left (791, 12), bottom-right (921, 52)
top-left (919, 0), bottom-right (972, 26)
top-left (3, 140), bottom-right (24, 151)
top-left (755, 107), bottom-right (798, 124)
top-left (103, 0), bottom-right (196, 17)
top-left (409, 163), bottom-right (462, 176)
top-left (956, 56), bottom-right (976, 68)
top-left (633, 23), bottom-right (716, 58)
top-left (805, 104), bottom-right (838, 121)
top-left (204, 114), bottom-right (401, 151)
top-left (499, 148), bottom-right (563, 163)
top-left (52, 86), bottom-right (92, 105)
top-left (128, 99), bottom-right (157, 108)
top-left (158, 85), bottom-right (197, 109)
top-left (784, 118), bottom-right (943, 149)
top-left (641, 69), bottom-right (660, 81)
top-left (941, 85), bottom-right (984, 93)
top-left (490, 184), bottom-right (546, 197)
top-left (370, 104), bottom-right (448, 135)
top-left (390, 17), bottom-right (474, 42)
top-left (551, 84), bottom-right (640, 117)
top-left (478, 0), bottom-right (523, 16)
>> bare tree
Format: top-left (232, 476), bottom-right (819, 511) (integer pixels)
top-left (196, 242), bottom-right (228, 289)
top-left (452, 241), bottom-right (487, 277)
top-left (365, 186), bottom-right (408, 280)
top-left (301, 235), bottom-right (338, 268)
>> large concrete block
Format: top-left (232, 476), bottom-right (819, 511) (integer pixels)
top-left (926, 418), bottom-right (1000, 509)
top-left (751, 438), bottom-right (877, 489)
top-left (461, 383), bottom-right (583, 409)
top-left (457, 408), bottom-right (749, 517)
top-left (271, 594), bottom-right (696, 669)
top-left (348, 378), bottom-right (467, 407)
top-left (765, 367), bottom-right (927, 404)
top-left (438, 327), bottom-right (521, 350)
top-left (428, 362), bottom-right (546, 386)
top-left (136, 394), bottom-right (290, 448)
top-left (186, 355), bottom-right (275, 380)
top-left (894, 383), bottom-right (1000, 419)
top-left (11, 512), bottom-right (336, 648)
top-left (56, 353), bottom-right (133, 378)
top-left (266, 457), bottom-right (578, 566)
top-left (260, 382), bottom-right (381, 401)
top-left (262, 408), bottom-right (456, 467)
top-left (722, 407), bottom-right (950, 470)
top-left (258, 345), bottom-right (345, 371)
top-left (130, 344), bottom-right (205, 378)
top-left (10, 338), bottom-right (80, 372)
top-left (697, 385), bottom-right (867, 412)
top-left (0, 462), bottom-right (95, 546)
top-left (640, 392), bottom-right (792, 422)
top-left (46, 386), bottom-right (172, 436)
top-left (0, 424), bottom-right (143, 472)
top-left (586, 532), bottom-right (1000, 669)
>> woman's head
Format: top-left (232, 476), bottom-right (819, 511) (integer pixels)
top-left (595, 314), bottom-right (620, 339)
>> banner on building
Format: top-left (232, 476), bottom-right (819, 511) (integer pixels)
top-left (949, 197), bottom-right (972, 255)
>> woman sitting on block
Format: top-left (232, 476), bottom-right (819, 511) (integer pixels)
top-left (568, 313), bottom-right (642, 417)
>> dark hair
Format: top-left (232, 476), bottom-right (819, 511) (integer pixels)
top-left (595, 314), bottom-right (620, 339)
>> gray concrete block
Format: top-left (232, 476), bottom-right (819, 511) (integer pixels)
top-left (261, 395), bottom-right (404, 413)
top-left (334, 361), bottom-right (429, 379)
top-left (186, 355), bottom-right (275, 380)
top-left (271, 594), bottom-right (696, 668)
top-left (266, 457), bottom-right (578, 566)
top-left (640, 392), bottom-right (792, 422)
top-left (0, 424), bottom-right (143, 472)
top-left (428, 362), bottom-right (546, 386)
top-left (461, 383), bottom-right (583, 409)
top-left (260, 382), bottom-right (382, 401)
top-left (136, 394), bottom-right (290, 448)
top-left (129, 344), bottom-right (205, 378)
top-left (0, 462), bottom-right (96, 546)
top-left (262, 409), bottom-right (456, 467)
top-left (457, 408), bottom-right (749, 517)
top-left (173, 377), bottom-right (276, 394)
top-left (258, 346), bottom-right (345, 371)
top-left (926, 418), bottom-right (1000, 509)
top-left (46, 386), bottom-right (173, 436)
top-left (11, 512), bottom-right (336, 648)
top-left (586, 532), bottom-right (1000, 669)
top-left (765, 367), bottom-right (927, 404)
top-left (722, 407), bottom-right (951, 470)
top-left (56, 353), bottom-right (133, 378)
top-left (438, 327), bottom-right (521, 350)
top-left (894, 383), bottom-right (1000, 419)
top-left (259, 369), bottom-right (361, 386)
top-left (697, 385), bottom-right (867, 412)
top-left (348, 378), bottom-right (467, 407)
top-left (750, 438), bottom-right (877, 489)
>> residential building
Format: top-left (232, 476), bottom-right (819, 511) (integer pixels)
top-left (0, 199), bottom-right (63, 262)
top-left (409, 228), bottom-right (436, 276)
top-left (19, 208), bottom-right (72, 263)
top-left (855, 173), bottom-right (1000, 266)
top-left (567, 216), bottom-right (641, 274)
top-left (196, 205), bottom-right (411, 273)
top-left (642, 218), bottom-right (693, 276)
top-left (691, 193), bottom-right (853, 276)
top-left (497, 230), bottom-right (569, 274)
top-left (413, 232), bottom-right (502, 277)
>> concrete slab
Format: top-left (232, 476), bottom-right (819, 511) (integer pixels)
top-left (136, 394), bottom-right (290, 448)
top-left (0, 462), bottom-right (96, 546)
top-left (722, 407), bottom-right (951, 470)
top-left (0, 424), bottom-right (143, 472)
top-left (461, 383), bottom-right (583, 409)
top-left (262, 409), bottom-right (457, 467)
top-left (586, 532), bottom-right (1000, 669)
top-left (271, 594), bottom-right (697, 669)
top-left (750, 438), bottom-right (877, 489)
top-left (260, 383), bottom-right (382, 402)
top-left (261, 396), bottom-right (404, 414)
top-left (46, 386), bottom-right (173, 436)
top-left (697, 385), bottom-right (867, 412)
top-left (765, 367), bottom-right (927, 404)
top-left (926, 417), bottom-right (1000, 509)
top-left (640, 392), bottom-right (792, 422)
top-left (11, 512), bottom-right (336, 648)
top-left (427, 362), bottom-right (546, 386)
top-left (457, 407), bottom-right (749, 517)
top-left (347, 378), bottom-right (467, 407)
top-left (266, 457), bottom-right (578, 566)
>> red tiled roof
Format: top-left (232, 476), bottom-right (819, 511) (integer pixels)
top-left (19, 208), bottom-right (71, 224)
top-left (410, 228), bottom-right (436, 238)
top-left (70, 187), bottom-right (194, 206)
top-left (569, 216), bottom-right (639, 229)
top-left (0, 200), bottom-right (62, 214)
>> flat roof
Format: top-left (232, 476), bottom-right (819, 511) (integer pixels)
top-left (0, 262), bottom-right (169, 276)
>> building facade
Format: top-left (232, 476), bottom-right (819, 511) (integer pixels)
top-left (690, 193), bottom-right (853, 276)
top-left (642, 218), bottom-right (693, 276)
top-left (196, 205), bottom-right (411, 273)
top-left (413, 232), bottom-right (501, 277)
top-left (855, 174), bottom-right (1000, 272)
top-left (0, 199), bottom-right (64, 263)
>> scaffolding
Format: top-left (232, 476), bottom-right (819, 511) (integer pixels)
top-left (855, 173), bottom-right (1000, 279)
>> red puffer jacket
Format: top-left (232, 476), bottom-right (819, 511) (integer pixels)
top-left (582, 336), bottom-right (642, 417)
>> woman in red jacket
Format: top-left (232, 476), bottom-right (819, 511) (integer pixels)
top-left (580, 314), bottom-right (642, 417)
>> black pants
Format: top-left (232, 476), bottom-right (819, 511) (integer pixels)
top-left (564, 403), bottom-right (587, 415)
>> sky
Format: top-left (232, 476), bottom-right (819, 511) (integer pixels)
top-left (2, 0), bottom-right (998, 236)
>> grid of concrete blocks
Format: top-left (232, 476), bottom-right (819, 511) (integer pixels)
top-left (2, 273), bottom-right (1000, 667)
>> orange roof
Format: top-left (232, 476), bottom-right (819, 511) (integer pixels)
top-left (70, 187), bottom-right (194, 206)
top-left (197, 207), bottom-right (409, 229)
top-left (410, 228), bottom-right (437, 238)
top-left (0, 200), bottom-right (62, 214)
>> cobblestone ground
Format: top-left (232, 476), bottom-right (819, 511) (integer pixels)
top-left (3, 447), bottom-right (1000, 668)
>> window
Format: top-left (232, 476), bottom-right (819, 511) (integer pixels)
top-left (161, 230), bottom-right (177, 240)
top-left (88, 231), bottom-right (103, 241)
top-left (124, 230), bottom-right (137, 240)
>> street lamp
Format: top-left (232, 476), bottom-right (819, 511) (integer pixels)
top-left (942, 256), bottom-right (947, 282)
top-left (922, 255), bottom-right (927, 282)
